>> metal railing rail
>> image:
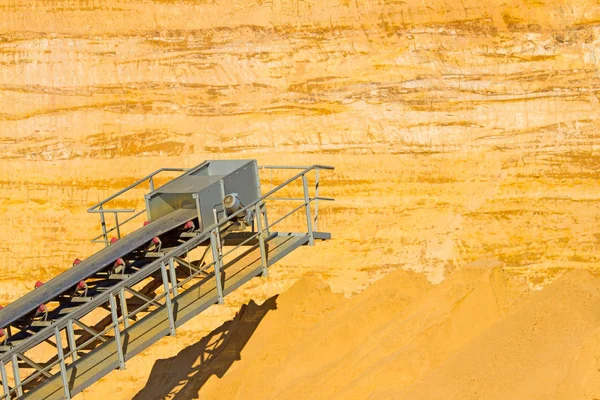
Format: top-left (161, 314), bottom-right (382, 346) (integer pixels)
top-left (88, 164), bottom-right (329, 247)
top-left (258, 165), bottom-right (326, 231)
top-left (88, 168), bottom-right (191, 246)
top-left (0, 164), bottom-right (334, 399)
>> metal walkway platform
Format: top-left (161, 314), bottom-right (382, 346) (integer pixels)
top-left (0, 161), bottom-right (333, 399)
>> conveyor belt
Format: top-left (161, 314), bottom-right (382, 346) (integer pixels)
top-left (24, 233), bottom-right (314, 400)
top-left (0, 208), bottom-right (197, 330)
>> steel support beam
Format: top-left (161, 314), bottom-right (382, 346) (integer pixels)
top-left (168, 258), bottom-right (179, 297)
top-left (302, 174), bottom-right (315, 246)
top-left (219, 180), bottom-right (226, 221)
top-left (210, 230), bottom-right (224, 304)
top-left (19, 353), bottom-right (53, 378)
top-left (11, 354), bottom-right (22, 397)
top-left (99, 205), bottom-right (108, 248)
top-left (262, 202), bottom-right (271, 236)
top-left (72, 319), bottom-right (108, 343)
top-left (108, 294), bottom-right (125, 370)
top-left (114, 212), bottom-right (121, 239)
top-left (66, 319), bottom-right (78, 363)
top-left (54, 328), bottom-right (71, 400)
top-left (255, 203), bottom-right (268, 277)
top-left (123, 287), bottom-right (161, 308)
top-left (119, 287), bottom-right (130, 329)
top-left (174, 256), bottom-right (208, 277)
top-left (314, 168), bottom-right (320, 231)
top-left (0, 361), bottom-right (10, 399)
top-left (160, 262), bottom-right (176, 337)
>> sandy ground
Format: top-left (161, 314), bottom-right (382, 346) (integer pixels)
top-left (196, 258), bottom-right (600, 399)
top-left (0, 0), bottom-right (599, 398)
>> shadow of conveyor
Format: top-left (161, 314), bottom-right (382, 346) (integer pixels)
top-left (133, 295), bottom-right (278, 400)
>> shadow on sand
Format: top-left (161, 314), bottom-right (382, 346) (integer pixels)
top-left (133, 295), bottom-right (278, 400)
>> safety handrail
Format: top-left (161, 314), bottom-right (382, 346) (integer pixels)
top-left (87, 168), bottom-right (191, 213)
top-left (87, 167), bottom-right (191, 246)
top-left (90, 209), bottom-right (146, 244)
top-left (88, 164), bottom-right (333, 246)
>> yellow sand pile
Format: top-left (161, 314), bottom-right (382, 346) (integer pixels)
top-left (197, 259), bottom-right (600, 399)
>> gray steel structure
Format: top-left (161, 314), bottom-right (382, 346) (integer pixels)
top-left (145, 160), bottom-right (261, 226)
top-left (0, 160), bottom-right (333, 399)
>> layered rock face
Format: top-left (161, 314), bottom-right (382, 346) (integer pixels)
top-left (0, 0), bottom-right (599, 398)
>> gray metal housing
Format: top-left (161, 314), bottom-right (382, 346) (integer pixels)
top-left (145, 160), bottom-right (261, 228)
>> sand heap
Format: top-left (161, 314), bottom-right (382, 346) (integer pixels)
top-left (194, 259), bottom-right (600, 399)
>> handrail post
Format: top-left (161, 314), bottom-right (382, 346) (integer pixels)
top-left (160, 262), bottom-right (176, 337)
top-left (66, 319), bottom-right (78, 362)
top-left (0, 361), bottom-right (9, 399)
top-left (109, 294), bottom-right (126, 370)
top-left (11, 354), bottom-right (22, 397)
top-left (314, 168), bottom-right (320, 232)
top-left (302, 174), bottom-right (315, 246)
top-left (168, 258), bottom-right (179, 297)
top-left (255, 203), bottom-right (268, 277)
top-left (119, 288), bottom-right (129, 329)
top-left (114, 212), bottom-right (121, 239)
top-left (89, 167), bottom-right (191, 245)
top-left (100, 205), bottom-right (108, 248)
top-left (262, 202), bottom-right (271, 236)
top-left (210, 229), bottom-right (224, 304)
top-left (54, 327), bottom-right (72, 400)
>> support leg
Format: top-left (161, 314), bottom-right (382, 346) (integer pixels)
top-left (100, 206), bottom-right (108, 248)
top-left (255, 203), bottom-right (268, 277)
top-left (160, 262), bottom-right (176, 337)
top-left (118, 287), bottom-right (130, 329)
top-left (168, 258), bottom-right (179, 297)
top-left (11, 354), bottom-right (22, 397)
top-left (54, 328), bottom-right (72, 400)
top-left (0, 361), bottom-right (9, 400)
top-left (302, 174), bottom-right (315, 246)
top-left (210, 230), bottom-right (224, 304)
top-left (109, 294), bottom-right (126, 370)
